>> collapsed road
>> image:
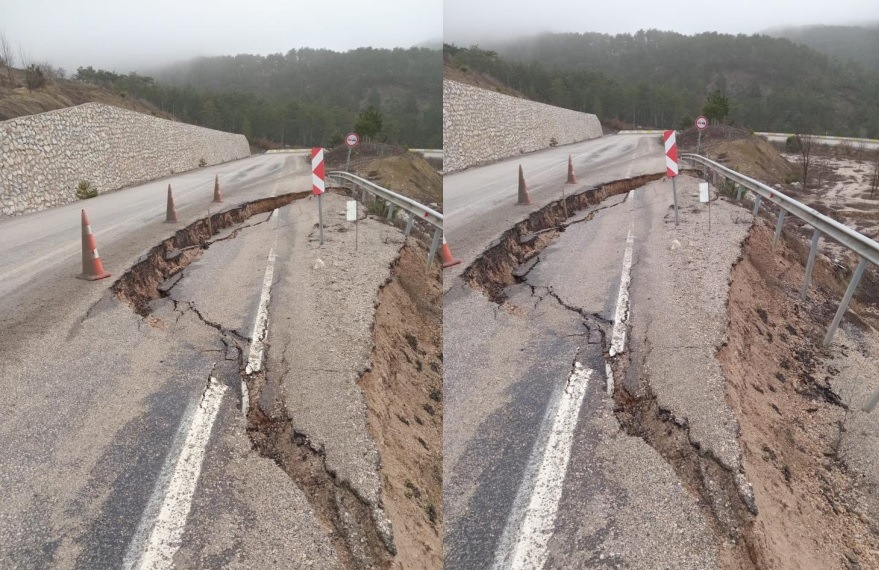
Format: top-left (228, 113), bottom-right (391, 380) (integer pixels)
top-left (444, 138), bottom-right (879, 569)
top-left (0, 154), bottom-right (442, 569)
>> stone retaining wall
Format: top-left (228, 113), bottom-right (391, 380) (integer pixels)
top-left (443, 79), bottom-right (603, 173)
top-left (0, 103), bottom-right (250, 216)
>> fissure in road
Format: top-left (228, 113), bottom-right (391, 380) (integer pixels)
top-left (111, 194), bottom-right (397, 569)
top-left (460, 174), bottom-right (761, 568)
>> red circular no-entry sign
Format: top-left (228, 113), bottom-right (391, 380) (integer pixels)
top-left (695, 116), bottom-right (709, 131)
top-left (345, 132), bottom-right (359, 148)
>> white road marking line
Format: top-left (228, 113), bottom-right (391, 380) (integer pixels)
top-left (123, 377), bottom-right (227, 570)
top-left (605, 361), bottom-right (615, 397)
top-left (242, 208), bottom-right (280, 414)
top-left (609, 226), bottom-right (634, 358)
top-left (493, 364), bottom-right (594, 570)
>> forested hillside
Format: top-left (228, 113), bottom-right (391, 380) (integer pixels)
top-left (74, 47), bottom-right (442, 149)
top-left (767, 23), bottom-right (879, 73)
top-left (445, 30), bottom-right (879, 138)
top-left (153, 47), bottom-right (441, 148)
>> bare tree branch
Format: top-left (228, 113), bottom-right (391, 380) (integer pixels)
top-left (0, 30), bottom-right (15, 85)
top-left (797, 133), bottom-right (815, 192)
top-left (871, 150), bottom-right (879, 199)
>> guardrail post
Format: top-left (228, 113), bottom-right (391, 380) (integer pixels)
top-left (404, 212), bottom-right (416, 238)
top-left (752, 195), bottom-right (762, 217)
top-left (823, 257), bottom-right (868, 346)
top-left (736, 184), bottom-right (743, 201)
top-left (801, 228), bottom-right (821, 299)
top-left (427, 227), bottom-right (442, 266)
top-left (773, 210), bottom-right (787, 250)
top-left (387, 202), bottom-right (395, 220)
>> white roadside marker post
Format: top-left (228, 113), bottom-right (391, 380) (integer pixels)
top-left (664, 130), bottom-right (680, 226)
top-left (312, 147), bottom-right (325, 245)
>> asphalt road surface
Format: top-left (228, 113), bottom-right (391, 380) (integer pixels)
top-left (443, 133), bottom-right (665, 290)
top-left (443, 135), bottom-right (762, 568)
top-left (0, 154), bottom-right (363, 568)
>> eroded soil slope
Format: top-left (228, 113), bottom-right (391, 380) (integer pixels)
top-left (721, 222), bottom-right (879, 569)
top-left (359, 241), bottom-right (444, 569)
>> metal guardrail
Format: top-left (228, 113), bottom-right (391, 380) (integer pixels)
top-left (327, 170), bottom-right (445, 265)
top-left (681, 153), bottom-right (879, 349)
top-left (616, 130), bottom-right (666, 135)
top-left (756, 132), bottom-right (879, 147)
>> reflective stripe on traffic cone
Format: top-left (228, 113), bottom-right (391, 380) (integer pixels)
top-left (441, 235), bottom-right (461, 269)
top-left (566, 154), bottom-right (577, 184)
top-left (77, 209), bottom-right (111, 281)
top-left (165, 184), bottom-right (179, 223)
top-left (517, 164), bottom-right (531, 205)
top-left (212, 175), bottom-right (223, 203)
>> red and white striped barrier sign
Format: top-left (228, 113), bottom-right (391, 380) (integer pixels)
top-left (663, 130), bottom-right (679, 177)
top-left (312, 147), bottom-right (325, 196)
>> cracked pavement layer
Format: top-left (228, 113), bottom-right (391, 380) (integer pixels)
top-left (444, 182), bottom-right (724, 568)
top-left (168, 210), bottom-right (279, 341)
top-left (173, 367), bottom-right (344, 570)
top-left (443, 134), bottom-right (665, 290)
top-left (0, 298), bottom-right (220, 568)
top-left (267, 192), bottom-right (404, 507)
top-left (626, 176), bottom-right (749, 474)
top-left (0, 155), bottom-right (343, 567)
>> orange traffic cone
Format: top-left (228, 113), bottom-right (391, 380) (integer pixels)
top-left (212, 175), bottom-right (223, 203)
top-left (517, 164), bottom-right (532, 205)
top-left (441, 235), bottom-right (461, 269)
top-left (77, 209), bottom-right (111, 281)
top-left (566, 154), bottom-right (577, 184)
top-left (165, 184), bottom-right (179, 223)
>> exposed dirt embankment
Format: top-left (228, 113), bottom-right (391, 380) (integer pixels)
top-left (462, 173), bottom-right (664, 302)
top-left (720, 222), bottom-right (879, 569)
top-left (442, 63), bottom-right (527, 99)
top-left (0, 66), bottom-right (174, 122)
top-left (359, 242), bottom-right (443, 569)
top-left (360, 153), bottom-right (443, 206)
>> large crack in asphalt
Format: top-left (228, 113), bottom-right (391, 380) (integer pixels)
top-left (111, 191), bottom-right (396, 569)
top-left (246, 368), bottom-right (396, 569)
top-left (462, 174), bottom-right (760, 567)
top-left (463, 173), bottom-right (664, 303)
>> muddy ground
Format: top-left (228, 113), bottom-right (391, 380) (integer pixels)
top-left (359, 242), bottom-right (443, 569)
top-left (721, 221), bottom-right (879, 569)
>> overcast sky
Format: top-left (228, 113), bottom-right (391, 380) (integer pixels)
top-left (445, 0), bottom-right (878, 46)
top-left (0, 0), bottom-right (442, 74)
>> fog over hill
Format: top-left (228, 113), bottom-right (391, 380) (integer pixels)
top-left (764, 23), bottom-right (879, 73)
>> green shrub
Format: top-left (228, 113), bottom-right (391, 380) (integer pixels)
top-left (785, 135), bottom-right (802, 153)
top-left (198, 157), bottom-right (207, 167)
top-left (75, 180), bottom-right (98, 199)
